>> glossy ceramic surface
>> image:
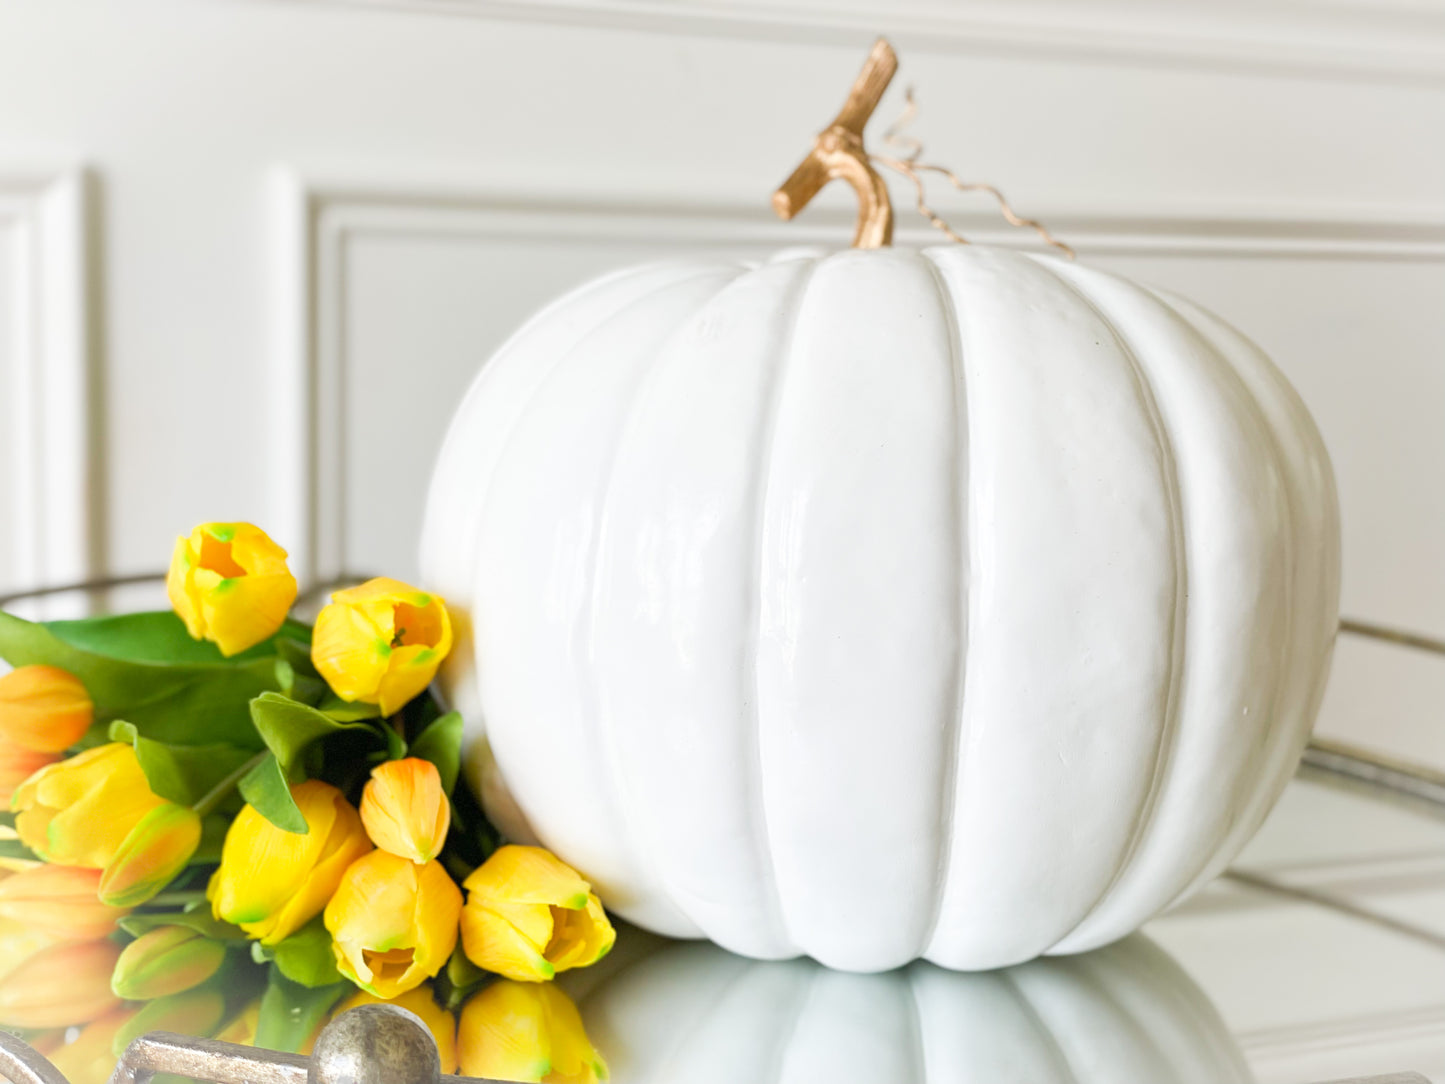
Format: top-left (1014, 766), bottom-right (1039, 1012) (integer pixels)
top-left (422, 246), bottom-right (1342, 970)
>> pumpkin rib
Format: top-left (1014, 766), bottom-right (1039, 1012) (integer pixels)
top-left (915, 247), bottom-right (973, 962)
top-left (739, 258), bottom-right (823, 956)
top-left (579, 265), bottom-right (759, 940)
top-left (481, 268), bottom-right (751, 940)
top-left (1148, 293), bottom-right (1321, 907)
top-left (1024, 257), bottom-right (1192, 952)
top-left (1039, 264), bottom-right (1293, 952)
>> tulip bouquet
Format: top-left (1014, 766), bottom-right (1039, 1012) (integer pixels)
top-left (0, 523), bottom-right (612, 1083)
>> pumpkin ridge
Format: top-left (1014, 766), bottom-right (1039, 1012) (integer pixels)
top-left (1149, 293), bottom-right (1309, 904)
top-left (741, 259), bottom-right (825, 956)
top-left (1025, 257), bottom-right (1191, 952)
top-left (579, 267), bottom-right (756, 936)
top-left (916, 247), bottom-right (972, 961)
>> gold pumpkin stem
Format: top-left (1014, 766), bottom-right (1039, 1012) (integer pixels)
top-left (772, 38), bottom-right (897, 249)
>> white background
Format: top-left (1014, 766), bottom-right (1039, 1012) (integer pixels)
top-left (0, 4), bottom-right (1441, 760)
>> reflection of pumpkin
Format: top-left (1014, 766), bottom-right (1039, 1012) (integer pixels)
top-left (561, 934), bottom-right (1253, 1084)
top-left (421, 44), bottom-right (1339, 972)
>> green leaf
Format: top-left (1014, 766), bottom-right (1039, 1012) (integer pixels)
top-left (0, 611), bottom-right (282, 749)
top-left (274, 637), bottom-right (317, 677)
top-left (318, 695), bottom-right (381, 722)
top-left (118, 909), bottom-right (247, 941)
top-left (108, 721), bottom-right (254, 806)
top-left (0, 838), bottom-right (38, 862)
top-left (238, 754), bottom-right (307, 834)
top-left (409, 712), bottom-right (463, 795)
top-left (268, 917), bottom-right (343, 988)
top-left (250, 692), bottom-right (377, 774)
top-left (383, 724), bottom-right (407, 761)
top-left (255, 967), bottom-right (348, 1054)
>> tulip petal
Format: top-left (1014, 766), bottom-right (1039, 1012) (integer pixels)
top-left (458, 982), bottom-right (554, 1083)
top-left (361, 758), bottom-right (449, 864)
top-left (15, 744), bottom-right (166, 868)
top-left (111, 926), bottom-right (225, 1001)
top-left (545, 894), bottom-right (616, 973)
top-left (460, 902), bottom-right (555, 982)
top-left (0, 939), bottom-right (123, 1028)
top-left (0, 666), bottom-right (93, 753)
top-left (200, 573), bottom-right (299, 658)
top-left (312, 601), bottom-right (393, 703)
top-left (463, 846), bottom-right (593, 909)
top-left (0, 865), bottom-right (129, 940)
top-left (100, 803), bottom-right (202, 906)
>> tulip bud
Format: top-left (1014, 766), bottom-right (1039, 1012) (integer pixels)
top-left (311, 579), bottom-right (453, 715)
top-left (12, 743), bottom-right (168, 869)
top-left (0, 865), bottom-right (129, 940)
top-left (0, 740), bottom-right (60, 806)
top-left (360, 758), bottom-right (450, 864)
top-left (460, 846), bottom-right (615, 983)
top-left (167, 522), bottom-right (298, 657)
top-left (111, 925), bottom-right (225, 1000)
top-left (324, 850), bottom-right (461, 999)
top-left (111, 988), bottom-right (227, 1056)
top-left (49, 1009), bottom-right (139, 1084)
top-left (99, 802), bottom-right (202, 906)
top-left (0, 938), bottom-right (122, 1028)
top-left (0, 665), bottom-right (92, 753)
top-left (458, 980), bottom-right (607, 1084)
top-left (335, 985), bottom-right (457, 1073)
top-left (208, 780), bottom-right (372, 946)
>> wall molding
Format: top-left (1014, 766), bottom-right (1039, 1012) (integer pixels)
top-left (0, 166), bottom-right (93, 607)
top-left (279, 0), bottom-right (1445, 84)
top-left (273, 165), bottom-right (1445, 584)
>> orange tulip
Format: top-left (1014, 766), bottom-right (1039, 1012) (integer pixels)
top-left (0, 740), bottom-right (59, 806)
top-left (0, 939), bottom-right (123, 1028)
top-left (0, 865), bottom-right (129, 940)
top-left (0, 665), bottom-right (92, 753)
top-left (50, 1009), bottom-right (140, 1084)
top-left (360, 758), bottom-right (450, 864)
top-left (111, 926), bottom-right (226, 1000)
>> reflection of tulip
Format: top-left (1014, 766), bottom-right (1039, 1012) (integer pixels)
top-left (0, 665), bottom-right (92, 752)
top-left (99, 802), bottom-right (203, 906)
top-left (111, 988), bottom-right (227, 1056)
top-left (214, 1001), bottom-right (259, 1045)
top-left (0, 865), bottom-right (129, 940)
top-left (167, 522), bottom-right (298, 657)
top-left (0, 741), bottom-right (59, 806)
top-left (50, 1009), bottom-right (139, 1084)
top-left (360, 758), bottom-right (450, 863)
top-left (0, 939), bottom-right (122, 1027)
top-left (111, 925), bottom-right (226, 1000)
top-left (13, 743), bottom-right (167, 868)
top-left (461, 846), bottom-right (615, 983)
top-left (209, 780), bottom-right (372, 946)
top-left (458, 981), bottom-right (607, 1084)
top-left (336, 985), bottom-right (457, 1072)
top-left (324, 849), bottom-right (461, 999)
top-left (312, 579), bottom-right (453, 715)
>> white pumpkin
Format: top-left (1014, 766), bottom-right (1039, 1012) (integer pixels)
top-left (421, 244), bottom-right (1340, 971)
top-left (560, 934), bottom-right (1252, 1084)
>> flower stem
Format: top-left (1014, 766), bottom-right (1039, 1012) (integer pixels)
top-left (192, 750), bottom-right (269, 818)
top-left (147, 890), bottom-right (208, 908)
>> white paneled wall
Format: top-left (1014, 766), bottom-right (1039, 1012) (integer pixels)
top-left (0, 0), bottom-right (1441, 775)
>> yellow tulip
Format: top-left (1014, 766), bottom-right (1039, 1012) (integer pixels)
top-left (13, 743), bottom-right (168, 868)
top-left (460, 847), bottom-right (615, 983)
top-left (360, 758), bottom-right (450, 864)
top-left (324, 849), bottom-right (461, 999)
top-left (0, 938), bottom-right (122, 1028)
top-left (0, 740), bottom-right (60, 806)
top-left (311, 579), bottom-right (453, 715)
top-left (458, 981), bottom-right (607, 1084)
top-left (49, 1009), bottom-right (140, 1084)
top-left (167, 522), bottom-right (298, 657)
top-left (336, 985), bottom-right (458, 1073)
top-left (214, 1001), bottom-right (260, 1045)
top-left (0, 865), bottom-right (129, 940)
top-left (99, 802), bottom-right (203, 906)
top-left (111, 925), bottom-right (226, 1000)
top-left (209, 780), bottom-right (372, 946)
top-left (0, 665), bottom-right (92, 752)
